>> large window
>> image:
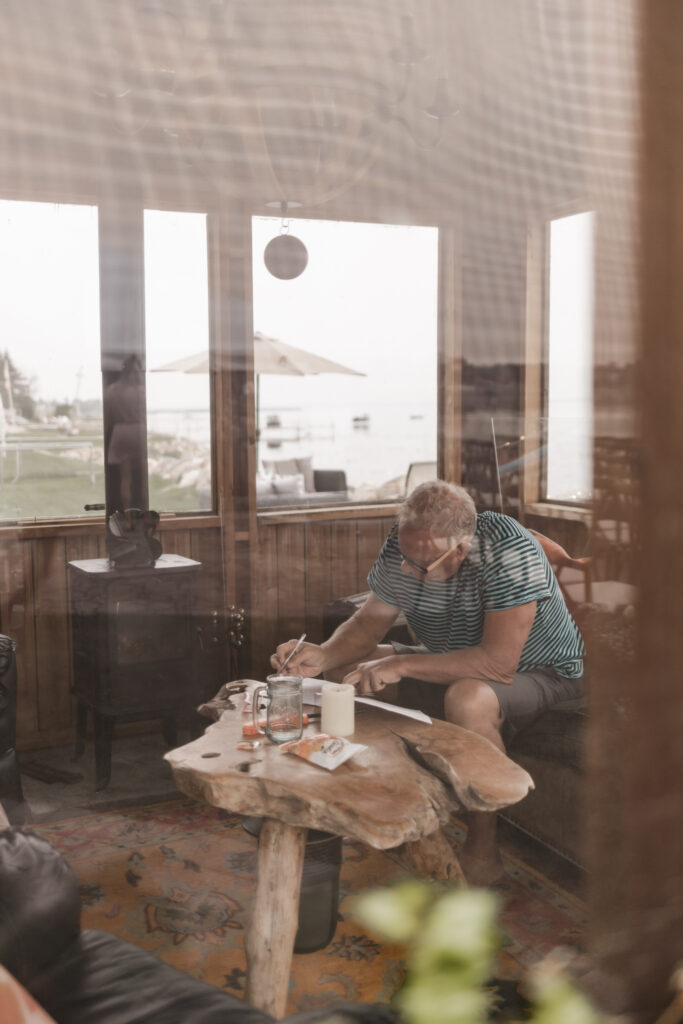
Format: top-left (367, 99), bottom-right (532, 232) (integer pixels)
top-left (0, 200), bottom-right (214, 523)
top-left (545, 211), bottom-right (595, 502)
top-left (0, 200), bottom-right (102, 522)
top-left (252, 217), bottom-right (439, 508)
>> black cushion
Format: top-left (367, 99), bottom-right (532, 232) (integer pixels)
top-left (30, 929), bottom-right (273, 1024)
top-left (30, 930), bottom-right (397, 1024)
top-left (509, 698), bottom-right (587, 772)
top-left (0, 829), bottom-right (82, 986)
top-left (313, 469), bottom-right (347, 493)
top-left (0, 831), bottom-right (396, 1024)
top-left (28, 930), bottom-right (399, 1024)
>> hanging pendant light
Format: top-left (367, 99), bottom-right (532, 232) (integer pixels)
top-left (263, 203), bottom-right (309, 280)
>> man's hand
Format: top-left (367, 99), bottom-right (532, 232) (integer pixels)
top-left (270, 640), bottom-right (327, 678)
top-left (343, 655), bottom-right (404, 695)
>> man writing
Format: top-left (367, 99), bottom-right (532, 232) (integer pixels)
top-left (272, 480), bottom-right (584, 885)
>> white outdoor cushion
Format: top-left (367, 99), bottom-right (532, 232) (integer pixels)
top-left (271, 473), bottom-right (305, 495)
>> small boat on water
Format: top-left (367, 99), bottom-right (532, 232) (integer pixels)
top-left (266, 414), bottom-right (282, 428)
top-left (352, 414), bottom-right (371, 428)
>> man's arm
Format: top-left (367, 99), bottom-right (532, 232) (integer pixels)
top-left (344, 601), bottom-right (537, 693)
top-left (271, 593), bottom-right (400, 677)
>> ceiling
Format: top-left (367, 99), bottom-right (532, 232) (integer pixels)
top-left (0, 1), bottom-right (622, 222)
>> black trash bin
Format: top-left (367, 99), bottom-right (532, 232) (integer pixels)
top-left (295, 829), bottom-right (343, 953)
top-left (242, 818), bottom-right (343, 953)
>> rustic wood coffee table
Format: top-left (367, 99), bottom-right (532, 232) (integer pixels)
top-left (165, 700), bottom-right (532, 1019)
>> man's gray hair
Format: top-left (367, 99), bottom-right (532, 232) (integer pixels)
top-left (398, 480), bottom-right (477, 542)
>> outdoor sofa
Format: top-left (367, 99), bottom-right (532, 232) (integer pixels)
top-left (258, 456), bottom-right (348, 507)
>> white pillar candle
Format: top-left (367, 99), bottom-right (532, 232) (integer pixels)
top-left (320, 682), bottom-right (355, 737)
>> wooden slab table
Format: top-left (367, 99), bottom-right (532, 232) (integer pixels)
top-left (165, 703), bottom-right (533, 1019)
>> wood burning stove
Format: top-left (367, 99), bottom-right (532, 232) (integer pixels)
top-left (68, 554), bottom-right (202, 790)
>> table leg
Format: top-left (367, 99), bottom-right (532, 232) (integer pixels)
top-left (245, 818), bottom-right (307, 1019)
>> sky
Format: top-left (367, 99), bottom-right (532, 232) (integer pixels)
top-left (0, 200), bottom-right (439, 413)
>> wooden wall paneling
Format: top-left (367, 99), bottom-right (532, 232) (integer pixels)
top-left (251, 524), bottom-right (279, 680)
top-left (0, 534), bottom-right (20, 636)
top-left (189, 526), bottom-right (224, 614)
top-left (187, 525), bottom-right (231, 694)
top-left (303, 521), bottom-right (334, 645)
top-left (330, 520), bottom-right (359, 605)
top-left (0, 539), bottom-right (10, 633)
top-left (355, 518), bottom-right (387, 593)
top-left (276, 523), bottom-right (306, 646)
top-left (32, 537), bottom-right (72, 734)
top-left (165, 528), bottom-right (192, 561)
top-left (64, 534), bottom-right (102, 564)
top-left (61, 534), bottom-right (102, 733)
top-left (14, 540), bottom-right (38, 741)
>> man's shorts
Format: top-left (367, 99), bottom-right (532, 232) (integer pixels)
top-left (390, 641), bottom-right (583, 741)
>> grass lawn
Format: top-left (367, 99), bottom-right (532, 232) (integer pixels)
top-left (1, 442), bottom-right (200, 520)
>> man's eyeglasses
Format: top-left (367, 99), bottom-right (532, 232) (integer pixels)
top-left (399, 542), bottom-right (459, 575)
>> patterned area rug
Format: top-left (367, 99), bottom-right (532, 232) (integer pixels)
top-left (31, 799), bottom-right (587, 1017)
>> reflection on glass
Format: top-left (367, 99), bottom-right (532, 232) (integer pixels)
top-left (104, 355), bottom-right (145, 512)
top-left (546, 211), bottom-right (595, 502)
top-left (251, 217), bottom-right (438, 507)
top-left (0, 200), bottom-right (102, 521)
top-left (144, 209), bottom-right (211, 513)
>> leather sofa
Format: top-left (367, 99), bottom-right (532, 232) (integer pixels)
top-left (501, 603), bottom-right (633, 867)
top-left (0, 828), bottom-right (397, 1024)
top-left (0, 635), bottom-right (28, 825)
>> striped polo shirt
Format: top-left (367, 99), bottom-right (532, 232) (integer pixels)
top-left (367, 511), bottom-right (584, 678)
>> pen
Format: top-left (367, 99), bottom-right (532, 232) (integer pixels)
top-left (280, 632), bottom-right (306, 672)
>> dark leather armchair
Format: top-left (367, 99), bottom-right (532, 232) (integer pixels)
top-left (0, 828), bottom-right (397, 1024)
top-left (0, 635), bottom-right (28, 824)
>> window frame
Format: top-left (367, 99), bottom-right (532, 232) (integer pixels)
top-left (523, 201), bottom-right (595, 518)
top-left (250, 211), bottom-right (443, 516)
top-left (0, 189), bottom-right (219, 526)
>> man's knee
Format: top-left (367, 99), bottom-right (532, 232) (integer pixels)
top-left (443, 678), bottom-right (502, 729)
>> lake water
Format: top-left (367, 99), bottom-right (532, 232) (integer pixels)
top-left (147, 400), bottom-right (636, 501)
top-left (148, 402), bottom-right (438, 494)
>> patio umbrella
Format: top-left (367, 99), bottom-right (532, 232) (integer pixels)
top-left (152, 331), bottom-right (365, 378)
top-left (152, 331), bottom-right (365, 440)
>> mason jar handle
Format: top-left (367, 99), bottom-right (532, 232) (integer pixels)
top-left (252, 686), bottom-right (268, 735)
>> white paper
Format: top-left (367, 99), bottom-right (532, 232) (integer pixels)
top-left (302, 678), bottom-right (431, 724)
top-left (354, 697), bottom-right (432, 724)
top-left (302, 678), bottom-right (324, 705)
